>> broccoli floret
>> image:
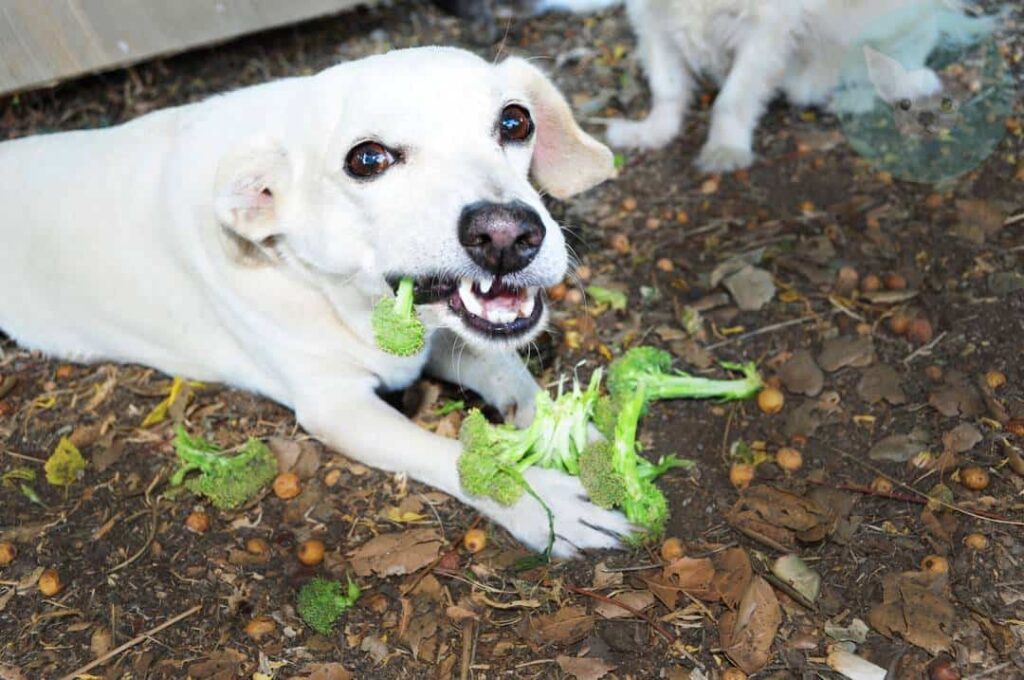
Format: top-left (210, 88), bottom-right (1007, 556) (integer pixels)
top-left (373, 277), bottom-right (425, 357)
top-left (297, 576), bottom-right (361, 635)
top-left (579, 387), bottom-right (678, 536)
top-left (607, 346), bottom-right (762, 404)
top-left (457, 370), bottom-right (603, 505)
top-left (169, 426), bottom-right (278, 509)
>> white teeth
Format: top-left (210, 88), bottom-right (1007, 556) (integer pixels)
top-left (520, 293), bottom-right (536, 318)
top-left (479, 277), bottom-right (493, 294)
top-left (459, 278), bottom-right (484, 317)
top-left (490, 308), bottom-right (518, 325)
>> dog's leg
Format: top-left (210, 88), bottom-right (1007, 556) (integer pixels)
top-left (696, 31), bottom-right (792, 173)
top-left (606, 30), bottom-right (693, 149)
top-left (295, 379), bottom-right (632, 557)
top-left (425, 329), bottom-right (540, 427)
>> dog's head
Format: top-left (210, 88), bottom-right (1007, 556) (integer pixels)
top-left (863, 45), bottom-right (962, 139)
top-left (213, 47), bottom-right (613, 352)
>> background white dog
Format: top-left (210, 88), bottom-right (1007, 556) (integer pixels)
top-left (0, 47), bottom-right (628, 557)
top-left (604, 0), bottom-right (985, 171)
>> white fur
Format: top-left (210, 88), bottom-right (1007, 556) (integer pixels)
top-left (0, 47), bottom-right (625, 557)
top-left (606, 0), bottom-right (973, 171)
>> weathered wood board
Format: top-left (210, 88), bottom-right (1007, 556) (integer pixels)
top-left (0, 0), bottom-right (367, 96)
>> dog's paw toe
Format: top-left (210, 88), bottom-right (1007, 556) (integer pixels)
top-left (484, 467), bottom-right (634, 558)
top-left (605, 119), bottom-right (674, 149)
top-left (695, 144), bottom-right (754, 173)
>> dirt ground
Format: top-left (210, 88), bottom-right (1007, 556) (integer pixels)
top-left (2, 2), bottom-right (1023, 679)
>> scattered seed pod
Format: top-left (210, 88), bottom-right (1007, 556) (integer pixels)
top-left (729, 463), bottom-right (755, 490)
top-left (564, 288), bottom-right (584, 306)
top-left (860, 274), bottom-right (882, 293)
top-left (984, 370), bottom-right (1006, 390)
top-left (0, 542), bottom-right (15, 566)
top-left (575, 265), bottom-right (592, 281)
top-left (324, 468), bottom-right (343, 487)
top-left (272, 472), bottom-right (302, 500)
top-left (660, 537), bottom-right (685, 562)
top-left (869, 476), bottom-right (894, 494)
top-left (244, 616), bottom-right (276, 641)
top-left (907, 318), bottom-right (934, 345)
top-left (463, 528), bottom-right (487, 554)
top-left (721, 668), bottom-right (747, 680)
top-left (960, 466), bottom-right (989, 491)
top-left (547, 283), bottom-right (568, 302)
top-left (921, 554), bottom-right (949, 574)
top-left (757, 387), bottom-right (785, 415)
top-left (245, 537), bottom-right (270, 556)
top-left (963, 533), bottom-right (988, 550)
top-left (645, 217), bottom-right (661, 230)
top-left (610, 233), bottom-right (631, 254)
top-left (621, 197), bottom-right (637, 212)
top-left (775, 447), bottom-right (803, 473)
top-left (835, 266), bottom-right (859, 294)
top-left (185, 511), bottom-right (210, 534)
top-left (884, 273), bottom-right (907, 290)
top-left (927, 657), bottom-right (961, 680)
top-left (38, 568), bottom-right (62, 596)
top-left (297, 539), bottom-right (325, 566)
top-left (656, 258), bottom-right (674, 272)
top-left (1005, 419), bottom-right (1024, 437)
top-left (925, 365), bottom-right (944, 381)
top-left (889, 312), bottom-right (910, 335)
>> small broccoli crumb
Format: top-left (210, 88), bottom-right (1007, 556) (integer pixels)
top-left (297, 577), bottom-right (361, 635)
top-left (169, 426), bottom-right (278, 510)
top-left (373, 277), bottom-right (425, 356)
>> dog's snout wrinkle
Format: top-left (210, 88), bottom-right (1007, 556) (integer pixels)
top-left (457, 200), bottom-right (545, 277)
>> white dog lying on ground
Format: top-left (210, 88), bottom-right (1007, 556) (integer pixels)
top-left (0, 47), bottom-right (629, 557)
top-left (604, 0), bottom-right (984, 172)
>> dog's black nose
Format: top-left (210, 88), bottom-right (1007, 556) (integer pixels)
top-left (458, 201), bottom-right (545, 276)
top-left (918, 110), bottom-right (937, 126)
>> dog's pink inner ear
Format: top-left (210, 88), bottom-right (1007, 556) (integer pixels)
top-left (214, 141), bottom-right (291, 241)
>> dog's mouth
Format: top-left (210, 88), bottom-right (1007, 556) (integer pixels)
top-left (395, 275), bottom-right (544, 339)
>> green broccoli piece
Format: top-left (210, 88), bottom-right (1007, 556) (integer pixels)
top-left (373, 277), bottom-right (425, 356)
top-left (169, 426), bottom-right (278, 510)
top-left (607, 346), bottom-right (762, 404)
top-left (457, 370), bottom-right (603, 505)
top-left (297, 576), bottom-right (361, 635)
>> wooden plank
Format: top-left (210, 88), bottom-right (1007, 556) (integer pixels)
top-left (0, 0), bottom-right (367, 96)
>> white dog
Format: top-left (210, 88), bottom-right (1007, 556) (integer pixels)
top-left (605, 0), bottom-right (982, 171)
top-left (0, 47), bottom-right (629, 557)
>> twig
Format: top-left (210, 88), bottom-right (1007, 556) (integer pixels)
top-left (59, 604), bottom-right (201, 680)
top-left (965, 661), bottom-right (1013, 680)
top-left (705, 314), bottom-right (823, 351)
top-left (564, 584), bottom-right (675, 643)
top-left (459, 619), bottom-right (475, 680)
top-left (1003, 212), bottom-right (1024, 228)
top-left (902, 330), bottom-right (947, 365)
top-left (832, 482), bottom-right (926, 505)
top-left (829, 445), bottom-right (1024, 526)
top-left (1, 449), bottom-right (46, 464)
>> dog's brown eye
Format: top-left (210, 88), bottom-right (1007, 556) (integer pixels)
top-left (345, 141), bottom-right (396, 179)
top-left (898, 98), bottom-right (912, 111)
top-left (499, 105), bottom-right (533, 143)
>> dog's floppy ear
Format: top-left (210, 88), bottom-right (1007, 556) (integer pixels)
top-left (864, 46), bottom-right (910, 104)
top-left (500, 57), bottom-right (615, 199)
top-left (214, 138), bottom-right (292, 242)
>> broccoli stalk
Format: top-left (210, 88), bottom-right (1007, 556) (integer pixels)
top-left (607, 346), bottom-right (762, 405)
top-left (373, 277), bottom-right (425, 357)
top-left (169, 426), bottom-right (278, 510)
top-left (579, 387), bottom-right (674, 535)
top-left (297, 576), bottom-right (361, 635)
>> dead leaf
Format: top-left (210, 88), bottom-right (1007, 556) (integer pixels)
top-left (360, 635), bottom-right (389, 664)
top-left (779, 350), bottom-right (824, 397)
top-left (941, 422), bottom-right (982, 454)
top-left (556, 656), bottom-right (617, 680)
top-left (818, 336), bottom-right (875, 372)
top-left (269, 438), bottom-right (321, 479)
top-left (727, 486), bottom-right (834, 550)
top-left (287, 663), bottom-right (354, 680)
top-left (869, 428), bottom-right (931, 462)
top-left (400, 593), bottom-right (439, 662)
top-left (593, 590), bottom-right (655, 619)
top-left (868, 570), bottom-right (954, 655)
top-left (956, 199), bottom-right (1005, 238)
top-left (0, 665), bottom-right (27, 680)
top-left (771, 554), bottom-right (821, 603)
top-left (187, 649), bottom-right (246, 679)
top-left (857, 364), bottom-right (906, 405)
top-left (711, 548), bottom-right (752, 608)
top-left (349, 528), bottom-right (442, 577)
top-left (90, 626), bottom-right (113, 658)
top-left (928, 372), bottom-right (985, 418)
top-left (722, 265), bottom-right (776, 312)
top-left (521, 606), bottom-right (594, 648)
top-left (720, 576), bottom-right (781, 674)
top-left (592, 562), bottom-right (623, 590)
top-left (663, 557), bottom-right (715, 600)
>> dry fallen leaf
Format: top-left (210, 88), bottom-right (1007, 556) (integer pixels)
top-left (556, 655), bottom-right (617, 680)
top-left (941, 422), bottom-right (982, 454)
top-left (663, 557), bottom-right (716, 600)
top-left (779, 349), bottom-right (824, 397)
top-left (869, 428), bottom-right (931, 462)
top-left (720, 576), bottom-right (781, 674)
top-left (727, 486), bottom-right (834, 550)
top-left (287, 663), bottom-right (354, 680)
top-left (710, 547), bottom-right (753, 607)
top-left (868, 570), bottom-right (954, 655)
top-left (593, 590), bottom-right (655, 619)
top-left (818, 336), bottom-right (875, 372)
top-left (349, 528), bottom-right (443, 577)
top-left (521, 606), bottom-right (595, 648)
top-left (592, 562), bottom-right (624, 590)
top-left (856, 364), bottom-right (906, 405)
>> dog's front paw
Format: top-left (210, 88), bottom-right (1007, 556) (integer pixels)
top-left (695, 143), bottom-right (755, 173)
top-left (606, 118), bottom-right (678, 149)
top-left (481, 466), bottom-right (634, 558)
